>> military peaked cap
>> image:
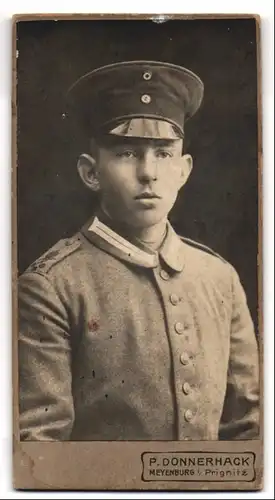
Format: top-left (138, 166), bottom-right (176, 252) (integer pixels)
top-left (65, 60), bottom-right (204, 140)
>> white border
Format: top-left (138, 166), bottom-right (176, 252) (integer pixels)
top-left (0, 1), bottom-right (274, 498)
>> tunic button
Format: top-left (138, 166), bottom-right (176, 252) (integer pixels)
top-left (175, 321), bottom-right (185, 334)
top-left (182, 382), bottom-right (191, 395)
top-left (184, 409), bottom-right (194, 422)
top-left (160, 269), bottom-right (170, 281)
top-left (170, 293), bottom-right (179, 305)
top-left (180, 352), bottom-right (189, 365)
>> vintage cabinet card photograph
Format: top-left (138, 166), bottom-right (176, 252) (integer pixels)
top-left (12, 14), bottom-right (263, 491)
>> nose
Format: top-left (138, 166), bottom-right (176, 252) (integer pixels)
top-left (136, 151), bottom-right (157, 183)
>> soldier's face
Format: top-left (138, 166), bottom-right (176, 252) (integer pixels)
top-left (79, 137), bottom-right (192, 228)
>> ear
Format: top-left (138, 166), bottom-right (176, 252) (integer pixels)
top-left (77, 153), bottom-right (100, 192)
top-left (178, 154), bottom-right (193, 188)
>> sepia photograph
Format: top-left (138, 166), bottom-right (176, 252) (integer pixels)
top-left (13, 14), bottom-right (262, 490)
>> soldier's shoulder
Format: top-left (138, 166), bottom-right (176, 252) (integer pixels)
top-left (179, 235), bottom-right (228, 264)
top-left (24, 234), bottom-right (82, 275)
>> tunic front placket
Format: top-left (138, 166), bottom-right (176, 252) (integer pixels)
top-left (153, 262), bottom-right (201, 440)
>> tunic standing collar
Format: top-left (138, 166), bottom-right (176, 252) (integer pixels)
top-left (81, 212), bottom-right (184, 273)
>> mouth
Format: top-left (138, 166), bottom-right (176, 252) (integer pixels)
top-left (134, 192), bottom-right (161, 200)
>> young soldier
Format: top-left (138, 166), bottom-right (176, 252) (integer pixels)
top-left (18, 61), bottom-right (259, 441)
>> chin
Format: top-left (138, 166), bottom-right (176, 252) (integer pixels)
top-left (131, 210), bottom-right (167, 228)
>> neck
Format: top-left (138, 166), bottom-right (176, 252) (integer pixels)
top-left (130, 220), bottom-right (167, 250)
top-left (100, 204), bottom-right (168, 251)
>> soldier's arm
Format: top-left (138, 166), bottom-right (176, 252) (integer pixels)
top-left (18, 271), bottom-right (75, 441)
top-left (218, 265), bottom-right (260, 440)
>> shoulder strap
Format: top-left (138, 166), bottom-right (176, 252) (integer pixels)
top-left (26, 236), bottom-right (81, 275)
top-left (180, 236), bottom-right (227, 263)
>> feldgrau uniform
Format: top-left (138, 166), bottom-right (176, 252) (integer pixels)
top-left (18, 61), bottom-right (260, 441)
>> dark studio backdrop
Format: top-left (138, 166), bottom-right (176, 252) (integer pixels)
top-left (16, 17), bottom-right (259, 333)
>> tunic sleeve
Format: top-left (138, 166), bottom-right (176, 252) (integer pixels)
top-left (218, 265), bottom-right (260, 439)
top-left (18, 271), bottom-right (75, 441)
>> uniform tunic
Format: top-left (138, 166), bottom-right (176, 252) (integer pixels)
top-left (18, 214), bottom-right (260, 441)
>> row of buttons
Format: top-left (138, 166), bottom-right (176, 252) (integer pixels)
top-left (159, 266), bottom-right (195, 423)
top-left (160, 271), bottom-right (182, 311)
top-left (159, 267), bottom-right (192, 366)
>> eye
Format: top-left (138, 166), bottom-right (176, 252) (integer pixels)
top-left (156, 150), bottom-right (173, 159)
top-left (116, 150), bottom-right (136, 159)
